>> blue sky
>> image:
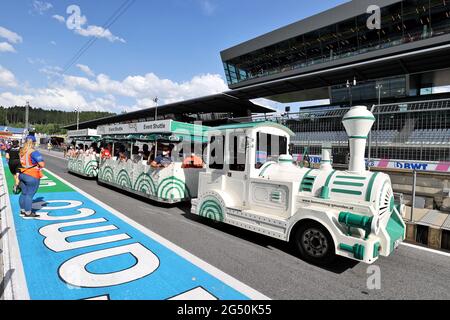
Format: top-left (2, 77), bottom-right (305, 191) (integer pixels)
top-left (0, 0), bottom-right (347, 114)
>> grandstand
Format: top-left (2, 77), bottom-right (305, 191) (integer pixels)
top-left (231, 97), bottom-right (450, 167)
top-left (288, 98), bottom-right (450, 163)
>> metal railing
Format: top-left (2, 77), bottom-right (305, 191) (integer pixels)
top-left (231, 98), bottom-right (450, 162)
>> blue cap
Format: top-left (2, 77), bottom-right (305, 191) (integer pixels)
top-left (26, 135), bottom-right (36, 142)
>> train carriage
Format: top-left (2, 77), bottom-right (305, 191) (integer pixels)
top-left (67, 129), bottom-right (101, 178)
top-left (96, 120), bottom-right (208, 204)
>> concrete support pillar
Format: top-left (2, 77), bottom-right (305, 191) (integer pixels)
top-left (405, 223), bottom-right (416, 242)
top-left (428, 227), bottom-right (442, 250)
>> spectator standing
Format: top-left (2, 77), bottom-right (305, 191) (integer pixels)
top-left (19, 136), bottom-right (45, 218)
top-left (6, 140), bottom-right (22, 191)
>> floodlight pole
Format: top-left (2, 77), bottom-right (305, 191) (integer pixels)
top-left (154, 97), bottom-right (159, 121)
top-left (25, 101), bottom-right (30, 136)
top-left (375, 84), bottom-right (382, 157)
top-left (75, 107), bottom-right (80, 130)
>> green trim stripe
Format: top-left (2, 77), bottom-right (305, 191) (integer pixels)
top-left (334, 181), bottom-right (364, 187)
top-left (157, 176), bottom-right (191, 200)
top-left (320, 170), bottom-right (336, 199)
top-left (259, 163), bottom-right (273, 177)
top-left (332, 189), bottom-right (362, 196)
top-left (336, 176), bottom-right (366, 181)
top-left (116, 170), bottom-right (132, 188)
top-left (101, 166), bottom-right (114, 182)
top-left (324, 170), bottom-right (336, 188)
top-left (342, 116), bottom-right (376, 121)
top-left (365, 172), bottom-right (380, 202)
top-left (300, 169), bottom-right (315, 192)
top-left (199, 199), bottom-right (224, 222)
top-left (349, 136), bottom-right (368, 139)
top-left (134, 172), bottom-right (157, 196)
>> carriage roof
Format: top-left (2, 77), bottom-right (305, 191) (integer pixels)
top-left (67, 129), bottom-right (100, 139)
top-left (97, 120), bottom-right (209, 143)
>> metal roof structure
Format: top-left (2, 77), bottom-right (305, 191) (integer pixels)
top-left (222, 42), bottom-right (450, 100)
top-left (64, 93), bottom-right (275, 130)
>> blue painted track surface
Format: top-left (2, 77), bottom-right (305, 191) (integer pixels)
top-left (3, 160), bottom-right (254, 300)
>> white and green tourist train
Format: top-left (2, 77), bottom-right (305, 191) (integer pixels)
top-left (96, 120), bottom-right (208, 204)
top-left (67, 108), bottom-right (406, 265)
top-left (67, 129), bottom-right (101, 178)
top-left (191, 106), bottom-right (406, 265)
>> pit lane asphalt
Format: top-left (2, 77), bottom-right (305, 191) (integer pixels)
top-left (41, 152), bottom-right (450, 300)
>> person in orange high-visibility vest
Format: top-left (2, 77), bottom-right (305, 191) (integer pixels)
top-left (19, 135), bottom-right (45, 219)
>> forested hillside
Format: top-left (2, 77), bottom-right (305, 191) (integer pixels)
top-left (0, 106), bottom-right (115, 134)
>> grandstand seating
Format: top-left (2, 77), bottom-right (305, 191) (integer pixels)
top-left (406, 129), bottom-right (450, 145)
top-left (292, 129), bottom-right (450, 145)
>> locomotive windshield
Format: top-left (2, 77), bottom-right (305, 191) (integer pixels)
top-left (255, 132), bottom-right (288, 169)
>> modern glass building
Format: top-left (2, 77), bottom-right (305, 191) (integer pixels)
top-left (222, 0), bottom-right (450, 87)
top-left (221, 0), bottom-right (450, 106)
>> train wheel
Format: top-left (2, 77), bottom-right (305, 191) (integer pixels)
top-left (293, 221), bottom-right (336, 266)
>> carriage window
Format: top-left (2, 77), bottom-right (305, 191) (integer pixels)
top-left (209, 135), bottom-right (225, 170)
top-left (229, 134), bottom-right (246, 172)
top-left (255, 133), bottom-right (288, 169)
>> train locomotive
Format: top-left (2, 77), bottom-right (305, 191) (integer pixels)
top-left (192, 105), bottom-right (406, 265)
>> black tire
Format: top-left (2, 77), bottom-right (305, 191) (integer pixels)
top-left (293, 221), bottom-right (336, 266)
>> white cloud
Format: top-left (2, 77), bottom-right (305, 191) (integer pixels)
top-left (0, 63), bottom-right (228, 114)
top-left (39, 65), bottom-right (64, 79)
top-left (0, 87), bottom-right (111, 112)
top-left (0, 65), bottom-right (18, 87)
top-left (75, 25), bottom-right (126, 43)
top-left (0, 42), bottom-right (16, 53)
top-left (31, 1), bottom-right (53, 15)
top-left (63, 72), bottom-right (228, 107)
top-left (0, 92), bottom-right (33, 107)
top-left (52, 14), bottom-right (65, 23)
top-left (76, 64), bottom-right (95, 77)
top-left (0, 26), bottom-right (23, 44)
top-left (50, 40), bottom-right (57, 46)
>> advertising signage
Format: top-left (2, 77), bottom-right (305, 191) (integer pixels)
top-left (97, 120), bottom-right (172, 135)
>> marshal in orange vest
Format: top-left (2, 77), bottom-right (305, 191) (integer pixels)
top-left (20, 150), bottom-right (44, 179)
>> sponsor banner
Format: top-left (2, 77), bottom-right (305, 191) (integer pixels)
top-left (67, 129), bottom-right (98, 138)
top-left (370, 159), bottom-right (450, 172)
top-left (292, 154), bottom-right (450, 172)
top-left (292, 154), bottom-right (322, 164)
top-left (1, 160), bottom-right (266, 300)
top-left (97, 120), bottom-right (172, 136)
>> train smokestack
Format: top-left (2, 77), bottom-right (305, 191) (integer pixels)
top-left (342, 106), bottom-right (375, 173)
top-left (320, 142), bottom-right (333, 171)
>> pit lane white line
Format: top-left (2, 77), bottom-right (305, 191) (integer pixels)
top-left (400, 242), bottom-right (450, 258)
